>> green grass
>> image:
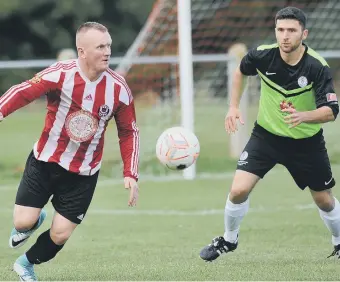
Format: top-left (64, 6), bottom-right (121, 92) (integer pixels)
top-left (0, 99), bottom-right (239, 180)
top-left (2, 99), bottom-right (340, 181)
top-left (1, 166), bottom-right (340, 280)
top-left (1, 99), bottom-right (340, 280)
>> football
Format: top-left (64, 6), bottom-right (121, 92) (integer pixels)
top-left (156, 126), bottom-right (200, 170)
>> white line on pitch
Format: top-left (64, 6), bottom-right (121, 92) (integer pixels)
top-left (0, 172), bottom-right (236, 191)
top-left (0, 204), bottom-right (316, 216)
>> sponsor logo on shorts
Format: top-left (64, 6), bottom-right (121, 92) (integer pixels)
top-left (238, 151), bottom-right (248, 166)
top-left (325, 177), bottom-right (333, 186)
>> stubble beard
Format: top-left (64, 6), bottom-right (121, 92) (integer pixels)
top-left (280, 42), bottom-right (301, 54)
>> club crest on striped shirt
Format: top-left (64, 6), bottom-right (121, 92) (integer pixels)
top-left (98, 105), bottom-right (110, 117)
top-left (65, 110), bottom-right (98, 142)
top-left (29, 75), bottom-right (41, 84)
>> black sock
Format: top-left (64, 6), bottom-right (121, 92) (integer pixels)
top-left (26, 229), bottom-right (64, 264)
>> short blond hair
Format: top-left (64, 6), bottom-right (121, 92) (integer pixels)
top-left (76, 22), bottom-right (108, 34)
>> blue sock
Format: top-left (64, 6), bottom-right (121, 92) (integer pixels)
top-left (18, 254), bottom-right (32, 266)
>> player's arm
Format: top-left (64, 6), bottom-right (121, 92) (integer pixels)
top-left (229, 66), bottom-right (245, 109)
top-left (0, 71), bottom-right (59, 121)
top-left (114, 84), bottom-right (140, 206)
top-left (284, 103), bottom-right (336, 127)
top-left (226, 49), bottom-right (258, 133)
top-left (298, 105), bottom-right (335, 123)
top-left (114, 100), bottom-right (139, 181)
top-left (283, 65), bottom-right (338, 127)
top-left (230, 49), bottom-right (258, 108)
top-left (306, 65), bottom-right (338, 123)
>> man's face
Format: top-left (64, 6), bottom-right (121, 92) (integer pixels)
top-left (275, 19), bottom-right (308, 53)
top-left (78, 29), bottom-right (112, 72)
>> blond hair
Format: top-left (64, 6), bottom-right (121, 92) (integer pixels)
top-left (76, 22), bottom-right (108, 34)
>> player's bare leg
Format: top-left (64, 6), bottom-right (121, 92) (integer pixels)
top-left (9, 205), bottom-right (46, 249)
top-left (200, 170), bottom-right (260, 261)
top-left (310, 188), bottom-right (340, 258)
top-left (49, 212), bottom-right (78, 245)
top-left (13, 212), bottom-right (77, 281)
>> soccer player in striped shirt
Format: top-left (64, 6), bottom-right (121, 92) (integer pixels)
top-left (1, 22), bottom-right (140, 281)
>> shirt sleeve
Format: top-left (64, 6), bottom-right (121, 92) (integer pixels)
top-left (313, 65), bottom-right (339, 118)
top-left (239, 48), bottom-right (259, 76)
top-left (114, 83), bottom-right (140, 181)
top-left (0, 67), bottom-right (59, 118)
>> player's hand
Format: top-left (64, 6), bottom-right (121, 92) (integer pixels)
top-left (124, 177), bottom-right (139, 207)
top-left (282, 108), bottom-right (306, 128)
top-left (225, 107), bottom-right (244, 134)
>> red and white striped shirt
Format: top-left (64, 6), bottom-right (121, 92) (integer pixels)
top-left (0, 59), bottom-right (139, 179)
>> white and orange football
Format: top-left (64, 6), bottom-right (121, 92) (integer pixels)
top-left (156, 126), bottom-right (200, 170)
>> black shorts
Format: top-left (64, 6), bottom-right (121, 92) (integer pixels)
top-left (236, 123), bottom-right (335, 191)
top-left (15, 151), bottom-right (99, 224)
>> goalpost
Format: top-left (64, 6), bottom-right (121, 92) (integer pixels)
top-left (177, 0), bottom-right (195, 180)
top-left (177, 0), bottom-right (249, 178)
top-left (0, 0), bottom-right (339, 180)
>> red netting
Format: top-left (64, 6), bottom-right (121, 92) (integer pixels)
top-left (120, 0), bottom-right (340, 98)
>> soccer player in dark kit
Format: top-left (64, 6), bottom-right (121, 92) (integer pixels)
top-left (199, 7), bottom-right (340, 262)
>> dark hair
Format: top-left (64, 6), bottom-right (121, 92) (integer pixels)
top-left (275, 7), bottom-right (307, 29)
top-left (76, 22), bottom-right (108, 34)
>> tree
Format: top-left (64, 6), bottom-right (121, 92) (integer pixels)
top-left (0, 0), bottom-right (155, 91)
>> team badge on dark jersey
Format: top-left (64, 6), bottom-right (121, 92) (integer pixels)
top-left (298, 76), bottom-right (308, 87)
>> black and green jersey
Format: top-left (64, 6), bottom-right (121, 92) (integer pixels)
top-left (240, 43), bottom-right (338, 139)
